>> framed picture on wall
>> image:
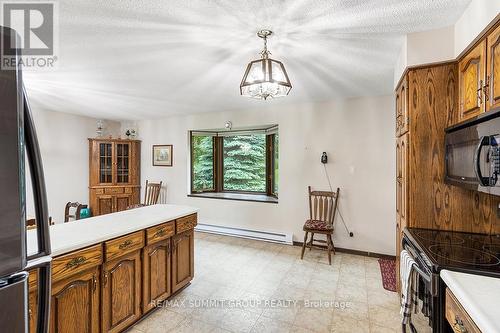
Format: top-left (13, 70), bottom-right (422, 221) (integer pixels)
top-left (152, 145), bottom-right (173, 166)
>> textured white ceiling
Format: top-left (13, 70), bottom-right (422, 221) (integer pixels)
top-left (23, 0), bottom-right (471, 120)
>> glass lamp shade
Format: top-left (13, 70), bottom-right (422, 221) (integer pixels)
top-left (240, 58), bottom-right (292, 100)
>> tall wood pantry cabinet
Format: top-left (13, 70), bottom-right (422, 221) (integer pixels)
top-left (89, 139), bottom-right (141, 216)
top-left (395, 63), bottom-right (458, 291)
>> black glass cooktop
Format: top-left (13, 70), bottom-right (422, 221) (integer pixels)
top-left (404, 228), bottom-right (500, 277)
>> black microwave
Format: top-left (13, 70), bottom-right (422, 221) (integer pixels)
top-left (445, 110), bottom-right (500, 196)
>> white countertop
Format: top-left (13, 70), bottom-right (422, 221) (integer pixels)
top-left (27, 204), bottom-right (198, 257)
top-left (441, 270), bottom-right (500, 333)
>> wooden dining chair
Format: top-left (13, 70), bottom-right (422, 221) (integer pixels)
top-left (27, 216), bottom-right (53, 228)
top-left (64, 202), bottom-right (87, 222)
top-left (300, 186), bottom-right (340, 265)
top-left (127, 180), bottom-right (162, 210)
top-left (26, 218), bottom-right (37, 230)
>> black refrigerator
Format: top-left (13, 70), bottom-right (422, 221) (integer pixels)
top-left (0, 26), bottom-right (52, 333)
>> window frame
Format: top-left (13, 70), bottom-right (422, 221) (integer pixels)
top-left (190, 128), bottom-right (278, 198)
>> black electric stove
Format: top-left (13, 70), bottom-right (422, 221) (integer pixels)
top-left (404, 228), bottom-right (500, 277)
top-left (402, 228), bottom-right (500, 332)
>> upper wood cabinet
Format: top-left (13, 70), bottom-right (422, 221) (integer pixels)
top-left (459, 40), bottom-right (486, 121)
top-left (89, 139), bottom-right (141, 216)
top-left (457, 22), bottom-right (500, 121)
top-left (486, 24), bottom-right (500, 112)
top-left (395, 76), bottom-right (409, 137)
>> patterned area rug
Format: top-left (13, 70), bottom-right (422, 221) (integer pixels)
top-left (378, 258), bottom-right (397, 292)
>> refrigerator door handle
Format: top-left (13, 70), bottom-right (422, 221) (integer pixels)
top-left (26, 256), bottom-right (51, 333)
top-left (24, 85), bottom-right (51, 259)
top-left (24, 85), bottom-right (52, 333)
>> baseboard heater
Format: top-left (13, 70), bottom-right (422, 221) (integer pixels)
top-left (194, 223), bottom-right (293, 245)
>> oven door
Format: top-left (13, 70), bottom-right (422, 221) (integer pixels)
top-left (402, 237), bottom-right (439, 332)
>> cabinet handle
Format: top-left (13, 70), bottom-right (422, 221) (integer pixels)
top-left (29, 307), bottom-right (32, 319)
top-left (66, 256), bottom-right (86, 269)
top-left (119, 239), bottom-right (133, 249)
top-left (103, 271), bottom-right (109, 287)
top-left (477, 80), bottom-right (483, 105)
top-left (154, 228), bottom-right (166, 238)
top-left (483, 75), bottom-right (490, 102)
top-left (92, 274), bottom-right (97, 292)
top-left (453, 315), bottom-right (468, 333)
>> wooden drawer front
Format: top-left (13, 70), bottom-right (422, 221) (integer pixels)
top-left (124, 187), bottom-right (133, 194)
top-left (52, 244), bottom-right (103, 283)
top-left (105, 231), bottom-right (144, 261)
top-left (146, 222), bottom-right (175, 245)
top-left (445, 288), bottom-right (480, 333)
top-left (95, 188), bottom-right (104, 194)
top-left (176, 214), bottom-right (197, 233)
top-left (105, 187), bottom-right (124, 195)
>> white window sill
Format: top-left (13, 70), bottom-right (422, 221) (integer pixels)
top-left (188, 192), bottom-right (278, 204)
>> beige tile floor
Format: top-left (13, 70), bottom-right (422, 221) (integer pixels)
top-left (129, 232), bottom-right (431, 333)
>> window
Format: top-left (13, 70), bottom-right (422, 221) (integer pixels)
top-left (191, 135), bottom-right (215, 192)
top-left (190, 126), bottom-right (278, 199)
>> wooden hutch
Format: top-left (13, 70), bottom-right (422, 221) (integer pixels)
top-left (89, 138), bottom-right (141, 216)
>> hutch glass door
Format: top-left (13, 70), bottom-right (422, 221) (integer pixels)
top-left (99, 143), bottom-right (113, 183)
top-left (116, 143), bottom-right (130, 184)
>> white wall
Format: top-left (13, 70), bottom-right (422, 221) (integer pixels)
top-left (393, 26), bottom-right (455, 88)
top-left (454, 0), bottom-right (500, 57)
top-left (137, 95), bottom-right (396, 255)
top-left (26, 109), bottom-right (120, 223)
top-left (394, 1), bottom-right (500, 87)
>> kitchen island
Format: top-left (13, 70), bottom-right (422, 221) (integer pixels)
top-left (27, 204), bottom-right (198, 333)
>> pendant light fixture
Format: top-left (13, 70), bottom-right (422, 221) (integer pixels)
top-left (240, 30), bottom-right (292, 100)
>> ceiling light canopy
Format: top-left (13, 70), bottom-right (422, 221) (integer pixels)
top-left (240, 30), bottom-right (292, 100)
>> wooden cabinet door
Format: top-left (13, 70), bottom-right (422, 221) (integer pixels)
top-left (395, 76), bottom-right (409, 136)
top-left (459, 40), bottom-right (486, 121)
top-left (142, 239), bottom-right (172, 313)
top-left (102, 251), bottom-right (142, 333)
top-left (395, 85), bottom-right (402, 136)
top-left (399, 77), bottom-right (409, 135)
top-left (114, 194), bottom-right (131, 212)
top-left (399, 133), bottom-right (409, 230)
top-left (29, 290), bottom-right (37, 333)
top-left (97, 195), bottom-right (113, 215)
top-left (28, 269), bottom-right (38, 333)
top-left (486, 24), bottom-right (500, 112)
top-left (114, 142), bottom-right (131, 185)
top-left (396, 138), bottom-right (402, 226)
top-left (172, 230), bottom-right (194, 293)
top-left (50, 268), bottom-right (100, 333)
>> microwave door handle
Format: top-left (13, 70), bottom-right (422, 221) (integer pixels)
top-left (474, 136), bottom-right (490, 186)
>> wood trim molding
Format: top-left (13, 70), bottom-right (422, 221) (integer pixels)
top-left (395, 13), bottom-right (500, 90)
top-left (456, 12), bottom-right (500, 61)
top-left (292, 241), bottom-right (396, 259)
